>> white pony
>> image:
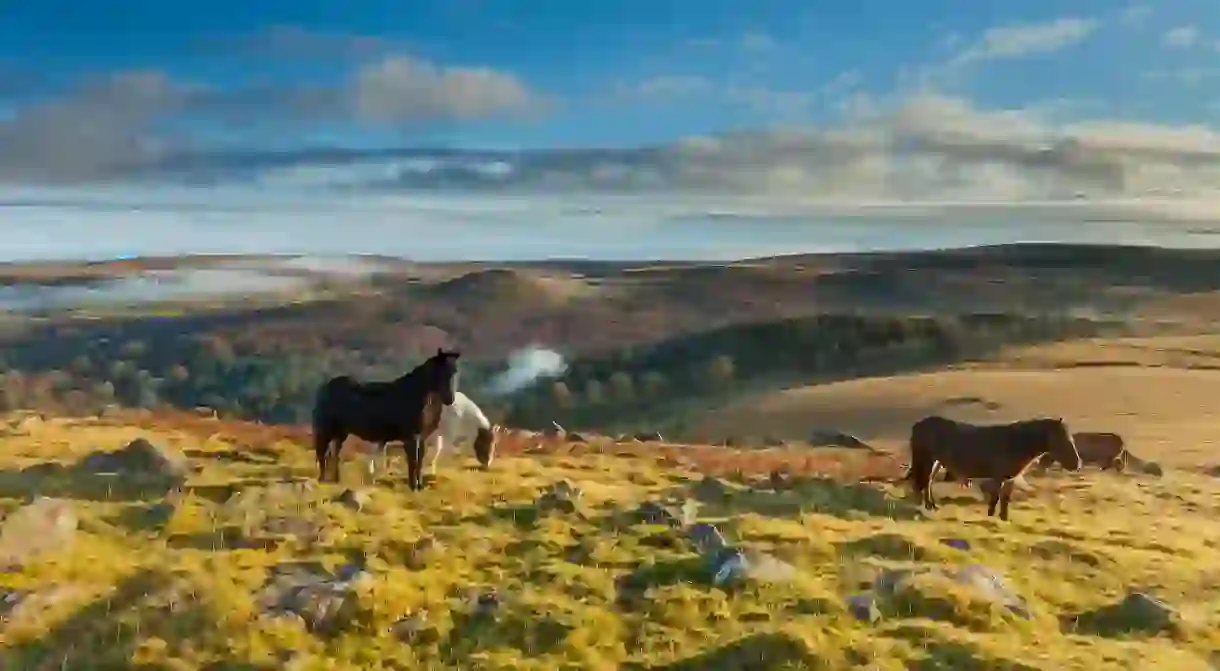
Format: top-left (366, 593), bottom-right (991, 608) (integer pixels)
top-left (365, 391), bottom-right (500, 477)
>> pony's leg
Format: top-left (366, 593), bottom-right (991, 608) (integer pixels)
top-left (985, 479), bottom-right (1003, 517)
top-left (366, 442), bottom-right (384, 478)
top-left (405, 436), bottom-right (422, 491)
top-left (429, 434), bottom-right (445, 475)
top-left (926, 462), bottom-right (942, 509)
top-left (314, 430), bottom-right (331, 482)
top-left (998, 479), bottom-right (1016, 521)
top-left (327, 434), bottom-right (347, 483)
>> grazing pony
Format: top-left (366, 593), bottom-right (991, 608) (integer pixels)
top-left (1036, 431), bottom-right (1129, 472)
top-left (904, 415), bottom-right (1082, 521)
top-left (312, 348), bottom-right (461, 491)
top-left (365, 391), bottom-right (501, 477)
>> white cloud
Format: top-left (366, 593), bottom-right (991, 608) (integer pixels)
top-left (0, 54), bottom-right (543, 181)
top-left (1163, 26), bottom-right (1200, 48)
top-left (1119, 5), bottom-right (1151, 27)
top-left (349, 55), bottom-right (537, 123)
top-left (951, 18), bottom-right (1098, 65)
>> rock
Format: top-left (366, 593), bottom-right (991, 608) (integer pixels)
top-left (762, 435), bottom-right (786, 447)
top-left (946, 565), bottom-right (1031, 619)
top-left (536, 480), bottom-right (583, 514)
top-left (633, 431), bottom-right (664, 443)
top-left (257, 563), bottom-right (366, 635)
top-left (687, 523), bottom-right (727, 554)
top-left (333, 488), bottom-right (371, 512)
top-left (566, 432), bottom-right (588, 443)
top-left (633, 501), bottom-right (683, 529)
top-left (692, 476), bottom-right (730, 499)
top-left (78, 438), bottom-right (191, 480)
top-left (1070, 591), bottom-right (1184, 635)
top-left (941, 538), bottom-right (971, 551)
top-left (469, 589), bottom-right (501, 618)
top-left (846, 593), bottom-right (882, 623)
top-left (0, 584), bottom-right (87, 627)
top-left (808, 429), bottom-right (871, 450)
top-left (1140, 462), bottom-right (1164, 477)
top-left (0, 497), bottom-right (78, 569)
top-left (710, 547), bottom-right (750, 586)
top-left (390, 610), bottom-right (429, 642)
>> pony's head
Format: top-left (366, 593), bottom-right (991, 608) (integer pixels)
top-left (426, 348), bottom-right (462, 406)
top-left (1044, 417), bottom-right (1081, 471)
top-left (472, 423), bottom-right (503, 469)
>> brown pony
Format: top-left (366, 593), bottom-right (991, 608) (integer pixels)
top-left (904, 415), bottom-right (1082, 521)
top-left (1037, 431), bottom-right (1128, 472)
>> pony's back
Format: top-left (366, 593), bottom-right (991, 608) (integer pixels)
top-left (438, 391), bottom-right (490, 438)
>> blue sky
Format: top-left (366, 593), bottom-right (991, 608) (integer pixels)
top-left (1, 0), bottom-right (1218, 197)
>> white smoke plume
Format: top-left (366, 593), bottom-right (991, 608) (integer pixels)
top-left (485, 345), bottom-right (568, 396)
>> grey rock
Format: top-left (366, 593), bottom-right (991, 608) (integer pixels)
top-left (334, 488), bottom-right (371, 512)
top-left (710, 548), bottom-right (750, 586)
top-left (0, 497), bottom-right (78, 569)
top-left (692, 476), bottom-right (730, 499)
top-left (78, 438), bottom-right (191, 480)
top-left (390, 610), bottom-right (429, 641)
top-left (846, 593), bottom-right (882, 623)
top-left (633, 501), bottom-right (683, 528)
top-left (687, 523), bottom-right (728, 554)
top-left (947, 564), bottom-right (1031, 619)
top-left (808, 429), bottom-right (871, 450)
top-left (941, 538), bottom-right (971, 551)
top-left (1140, 462), bottom-right (1164, 477)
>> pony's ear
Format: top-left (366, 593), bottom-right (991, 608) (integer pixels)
top-left (436, 347), bottom-right (444, 357)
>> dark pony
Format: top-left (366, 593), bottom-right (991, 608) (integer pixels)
top-left (904, 415), bottom-right (1082, 521)
top-left (312, 348), bottom-right (461, 490)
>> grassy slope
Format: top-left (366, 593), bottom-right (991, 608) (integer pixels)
top-left (691, 335), bottom-right (1220, 466)
top-left (2, 402), bottom-right (1219, 669)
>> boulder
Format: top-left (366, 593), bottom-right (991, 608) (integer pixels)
top-left (0, 497), bottom-right (78, 569)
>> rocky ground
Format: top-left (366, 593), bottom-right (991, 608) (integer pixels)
top-left (0, 413), bottom-right (1218, 669)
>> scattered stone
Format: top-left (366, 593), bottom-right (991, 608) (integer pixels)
top-left (390, 610), bottom-right (429, 642)
top-left (333, 488), bottom-right (371, 512)
top-left (846, 593), bottom-right (882, 623)
top-left (710, 547), bottom-right (751, 586)
top-left (566, 432), bottom-right (588, 443)
top-left (634, 431), bottom-right (664, 443)
top-left (941, 538), bottom-right (971, 551)
top-left (633, 501), bottom-right (684, 528)
top-left (947, 565), bottom-right (1032, 619)
top-left (687, 523), bottom-right (727, 554)
top-left (0, 497), bottom-right (78, 569)
top-left (1070, 590), bottom-right (1184, 636)
top-left (536, 479), bottom-right (583, 514)
top-left (762, 435), bottom-right (786, 447)
top-left (469, 589), bottom-right (502, 618)
top-left (0, 584), bottom-right (88, 627)
top-left (257, 563), bottom-right (369, 635)
top-left (78, 438), bottom-right (192, 480)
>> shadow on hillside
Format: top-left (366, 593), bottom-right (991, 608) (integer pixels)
top-left (641, 631), bottom-right (826, 670)
top-left (881, 623), bottom-right (1040, 671)
top-left (0, 462), bottom-right (181, 503)
top-left (676, 475), bottom-right (924, 522)
top-left (1, 569), bottom-right (226, 670)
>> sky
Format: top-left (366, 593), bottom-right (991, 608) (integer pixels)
top-left (1, 0), bottom-right (1219, 208)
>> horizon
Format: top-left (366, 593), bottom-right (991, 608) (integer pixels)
top-left (4, 1), bottom-right (1220, 259)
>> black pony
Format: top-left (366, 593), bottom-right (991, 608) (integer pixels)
top-left (312, 348), bottom-right (461, 490)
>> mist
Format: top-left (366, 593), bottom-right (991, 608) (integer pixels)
top-left (485, 345), bottom-right (569, 396)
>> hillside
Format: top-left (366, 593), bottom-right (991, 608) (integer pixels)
top-left (1, 411), bottom-right (1219, 669)
top-left (689, 334), bottom-right (1220, 465)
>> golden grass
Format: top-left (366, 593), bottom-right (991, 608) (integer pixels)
top-left (694, 335), bottom-right (1220, 468)
top-left (1, 411), bottom-right (1219, 670)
